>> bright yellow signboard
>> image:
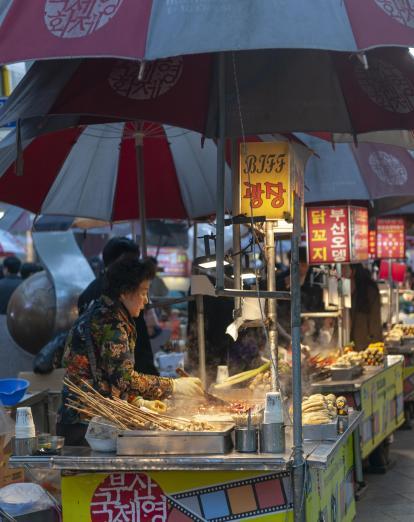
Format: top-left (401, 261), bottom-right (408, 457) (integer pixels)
top-left (240, 142), bottom-right (291, 221)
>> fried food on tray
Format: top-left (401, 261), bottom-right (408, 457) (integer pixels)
top-left (301, 393), bottom-right (337, 425)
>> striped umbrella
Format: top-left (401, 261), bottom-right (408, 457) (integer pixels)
top-left (0, 121), bottom-right (232, 223)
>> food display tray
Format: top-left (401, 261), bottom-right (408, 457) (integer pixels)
top-left (303, 421), bottom-right (338, 441)
top-left (330, 365), bottom-right (363, 381)
top-left (117, 423), bottom-right (234, 456)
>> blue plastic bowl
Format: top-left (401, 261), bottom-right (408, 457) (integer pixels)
top-left (0, 378), bottom-right (30, 406)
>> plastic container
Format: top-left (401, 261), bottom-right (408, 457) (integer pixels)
top-left (86, 417), bottom-right (118, 453)
top-left (0, 379), bottom-right (29, 407)
top-left (86, 436), bottom-right (117, 453)
top-left (0, 483), bottom-right (53, 516)
top-left (13, 437), bottom-right (37, 456)
top-left (37, 434), bottom-right (64, 452)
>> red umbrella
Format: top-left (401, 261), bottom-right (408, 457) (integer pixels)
top-left (0, 122), bottom-right (233, 221)
top-left (2, 47), bottom-right (414, 142)
top-left (0, 0), bottom-right (414, 65)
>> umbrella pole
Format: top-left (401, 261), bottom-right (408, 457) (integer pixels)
top-left (231, 138), bottom-right (241, 311)
top-left (291, 193), bottom-right (305, 522)
top-left (135, 126), bottom-right (147, 258)
top-left (265, 221), bottom-right (278, 390)
top-left (215, 53), bottom-right (226, 291)
top-left (196, 294), bottom-right (207, 388)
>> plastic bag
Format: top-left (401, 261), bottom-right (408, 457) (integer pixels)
top-left (33, 332), bottom-right (68, 374)
top-left (0, 407), bottom-right (14, 449)
top-left (0, 483), bottom-right (54, 516)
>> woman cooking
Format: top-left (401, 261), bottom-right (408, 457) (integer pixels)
top-left (57, 256), bottom-right (204, 445)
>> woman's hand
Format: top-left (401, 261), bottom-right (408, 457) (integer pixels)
top-left (142, 399), bottom-right (167, 413)
top-left (132, 397), bottom-right (167, 413)
top-left (173, 377), bottom-right (204, 397)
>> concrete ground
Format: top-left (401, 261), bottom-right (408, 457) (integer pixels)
top-left (356, 430), bottom-right (414, 521)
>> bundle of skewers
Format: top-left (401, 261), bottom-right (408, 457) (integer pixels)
top-left (64, 378), bottom-right (214, 432)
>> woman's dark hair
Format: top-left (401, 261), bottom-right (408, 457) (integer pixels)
top-left (102, 237), bottom-right (140, 268)
top-left (103, 257), bottom-right (156, 299)
top-left (351, 263), bottom-right (379, 313)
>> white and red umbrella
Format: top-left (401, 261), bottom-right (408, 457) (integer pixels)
top-left (0, 122), bottom-right (232, 222)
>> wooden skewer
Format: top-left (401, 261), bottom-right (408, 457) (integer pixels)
top-left (63, 378), bottom-right (214, 432)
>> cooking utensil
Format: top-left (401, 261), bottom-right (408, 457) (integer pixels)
top-left (175, 368), bottom-right (229, 406)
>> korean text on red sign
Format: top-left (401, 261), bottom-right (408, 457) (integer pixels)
top-left (306, 206), bottom-right (350, 264)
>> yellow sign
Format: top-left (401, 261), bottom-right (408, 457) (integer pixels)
top-left (240, 142), bottom-right (292, 221)
top-left (62, 470), bottom-right (294, 521)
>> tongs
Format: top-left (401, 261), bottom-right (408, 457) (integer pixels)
top-left (175, 368), bottom-right (229, 406)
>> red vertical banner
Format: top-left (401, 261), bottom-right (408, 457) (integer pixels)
top-left (349, 206), bottom-right (369, 262)
top-left (306, 205), bottom-right (369, 264)
top-left (376, 218), bottom-right (406, 259)
top-left (306, 206), bottom-right (350, 264)
top-left (368, 230), bottom-right (377, 259)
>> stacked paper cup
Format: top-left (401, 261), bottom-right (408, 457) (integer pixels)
top-left (260, 392), bottom-right (286, 453)
top-left (14, 407), bottom-right (36, 455)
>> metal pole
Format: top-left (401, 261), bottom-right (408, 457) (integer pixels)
top-left (353, 425), bottom-right (364, 486)
top-left (215, 53), bottom-right (226, 291)
top-left (336, 263), bottom-right (343, 350)
top-left (266, 221), bottom-right (278, 391)
top-left (231, 138), bottom-right (242, 311)
top-left (196, 294), bottom-right (207, 388)
top-left (193, 222), bottom-right (198, 260)
top-left (388, 258), bottom-right (393, 326)
top-left (135, 124), bottom-right (147, 258)
top-left (291, 193), bottom-right (305, 522)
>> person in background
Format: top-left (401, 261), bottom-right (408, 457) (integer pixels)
top-left (276, 246), bottom-right (323, 346)
top-left (78, 237), bottom-right (159, 376)
top-left (0, 256), bottom-right (22, 314)
top-left (20, 262), bottom-right (43, 280)
top-left (58, 257), bottom-right (203, 445)
top-left (349, 263), bottom-right (383, 350)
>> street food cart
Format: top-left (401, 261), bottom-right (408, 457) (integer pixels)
top-left (10, 411), bottom-right (362, 522)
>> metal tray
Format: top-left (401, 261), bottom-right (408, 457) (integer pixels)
top-left (116, 423), bottom-right (234, 455)
top-left (303, 421), bottom-right (338, 441)
top-left (330, 365), bottom-right (363, 381)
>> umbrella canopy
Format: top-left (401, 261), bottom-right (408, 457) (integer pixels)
top-left (0, 1), bottom-right (413, 65)
top-left (2, 47), bottom-right (414, 141)
top-left (0, 122), bottom-right (232, 220)
top-left (303, 134), bottom-right (414, 213)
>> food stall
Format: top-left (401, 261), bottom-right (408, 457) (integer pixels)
top-left (312, 355), bottom-right (404, 461)
top-left (301, 208), bottom-right (406, 479)
top-left (2, 140), bottom-right (368, 522)
top-left (9, 402), bottom-right (362, 522)
top-left (385, 320), bottom-right (414, 425)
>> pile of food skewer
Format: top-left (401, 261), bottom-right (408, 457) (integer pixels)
top-left (64, 378), bottom-right (214, 432)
